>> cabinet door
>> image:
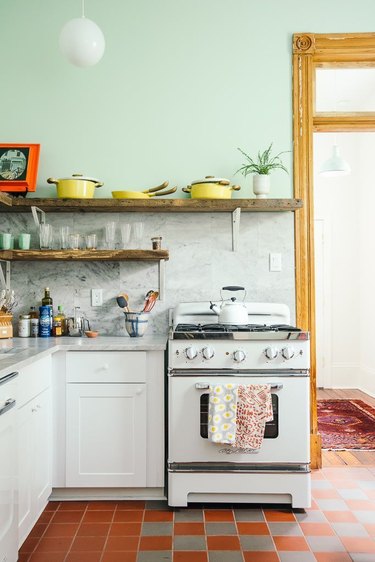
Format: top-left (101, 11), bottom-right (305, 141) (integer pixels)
top-left (66, 383), bottom-right (147, 487)
top-left (18, 400), bottom-right (34, 546)
top-left (33, 388), bottom-right (52, 514)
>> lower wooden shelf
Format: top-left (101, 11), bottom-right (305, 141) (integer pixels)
top-left (0, 249), bottom-right (169, 261)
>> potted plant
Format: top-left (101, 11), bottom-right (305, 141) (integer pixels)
top-left (236, 143), bottom-right (289, 198)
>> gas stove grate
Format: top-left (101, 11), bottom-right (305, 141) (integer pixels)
top-left (174, 323), bottom-right (301, 334)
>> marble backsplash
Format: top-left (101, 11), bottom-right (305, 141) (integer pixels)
top-left (0, 211), bottom-right (295, 336)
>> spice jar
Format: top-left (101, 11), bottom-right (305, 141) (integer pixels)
top-left (151, 236), bottom-right (162, 250)
top-left (19, 314), bottom-right (31, 337)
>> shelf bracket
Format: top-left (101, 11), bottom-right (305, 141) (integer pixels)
top-left (231, 207), bottom-right (241, 252)
top-left (0, 259), bottom-right (11, 290)
top-left (158, 259), bottom-right (166, 301)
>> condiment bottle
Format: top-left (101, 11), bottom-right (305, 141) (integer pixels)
top-left (57, 305), bottom-right (66, 335)
top-left (42, 288), bottom-right (53, 329)
top-left (52, 311), bottom-right (62, 337)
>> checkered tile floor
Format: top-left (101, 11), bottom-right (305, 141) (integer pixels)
top-left (19, 466), bottom-right (375, 562)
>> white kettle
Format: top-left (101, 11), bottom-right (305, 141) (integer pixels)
top-left (210, 286), bottom-right (248, 325)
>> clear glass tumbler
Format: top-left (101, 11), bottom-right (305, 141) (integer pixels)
top-left (120, 224), bottom-right (131, 249)
top-left (105, 221), bottom-right (117, 249)
top-left (69, 233), bottom-right (81, 250)
top-left (59, 225), bottom-right (70, 250)
top-left (39, 224), bottom-right (53, 250)
top-left (132, 222), bottom-right (144, 248)
top-left (85, 233), bottom-right (97, 250)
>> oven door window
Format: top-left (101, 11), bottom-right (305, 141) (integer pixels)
top-left (200, 393), bottom-right (279, 439)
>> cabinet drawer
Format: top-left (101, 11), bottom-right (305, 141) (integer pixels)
top-left (18, 356), bottom-right (51, 408)
top-left (66, 351), bottom-right (146, 383)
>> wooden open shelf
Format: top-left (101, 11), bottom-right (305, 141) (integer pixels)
top-left (0, 197), bottom-right (303, 213)
top-left (0, 192), bottom-right (13, 207)
top-left (0, 249), bottom-right (169, 261)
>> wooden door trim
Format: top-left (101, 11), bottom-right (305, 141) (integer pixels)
top-left (292, 32), bottom-right (375, 469)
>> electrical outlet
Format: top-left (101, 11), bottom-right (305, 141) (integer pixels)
top-left (91, 289), bottom-right (103, 306)
top-left (269, 253), bottom-right (282, 272)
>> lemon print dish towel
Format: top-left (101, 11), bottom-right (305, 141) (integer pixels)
top-left (208, 383), bottom-right (238, 444)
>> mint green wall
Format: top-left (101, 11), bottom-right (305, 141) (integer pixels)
top-left (2, 0), bottom-right (375, 198)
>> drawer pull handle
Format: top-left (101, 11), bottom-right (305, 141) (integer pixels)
top-left (102, 363), bottom-right (109, 370)
top-left (136, 387), bottom-right (143, 395)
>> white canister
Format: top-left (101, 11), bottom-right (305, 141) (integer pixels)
top-left (19, 314), bottom-right (31, 337)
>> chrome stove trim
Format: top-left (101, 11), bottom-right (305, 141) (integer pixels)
top-left (168, 462), bottom-right (310, 474)
top-left (168, 368), bottom-right (309, 377)
top-left (169, 330), bottom-right (309, 341)
top-left (195, 382), bottom-right (284, 390)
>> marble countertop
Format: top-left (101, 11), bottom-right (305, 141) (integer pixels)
top-left (0, 336), bottom-right (167, 378)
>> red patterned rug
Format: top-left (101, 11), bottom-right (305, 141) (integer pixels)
top-left (318, 399), bottom-right (375, 450)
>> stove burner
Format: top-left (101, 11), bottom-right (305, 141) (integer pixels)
top-left (174, 323), bottom-right (301, 333)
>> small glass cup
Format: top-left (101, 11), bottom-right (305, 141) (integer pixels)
top-left (18, 233), bottom-right (31, 250)
top-left (59, 225), bottom-right (71, 250)
top-left (85, 233), bottom-right (97, 250)
top-left (120, 224), bottom-right (131, 249)
top-left (1, 233), bottom-right (12, 250)
top-left (39, 224), bottom-right (53, 250)
top-left (69, 233), bottom-right (81, 250)
top-left (132, 222), bottom-right (144, 248)
top-left (105, 221), bottom-right (117, 249)
top-left (151, 236), bottom-right (162, 250)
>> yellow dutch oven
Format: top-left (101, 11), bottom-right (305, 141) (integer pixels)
top-left (47, 174), bottom-right (103, 199)
top-left (112, 181), bottom-right (177, 199)
top-left (182, 176), bottom-right (241, 199)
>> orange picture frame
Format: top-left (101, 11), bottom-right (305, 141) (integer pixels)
top-left (0, 143), bottom-right (40, 193)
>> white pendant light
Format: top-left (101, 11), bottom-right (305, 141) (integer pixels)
top-left (320, 144), bottom-right (351, 177)
top-left (59, 0), bottom-right (105, 67)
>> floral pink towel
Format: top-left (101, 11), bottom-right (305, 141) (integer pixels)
top-left (233, 384), bottom-right (273, 450)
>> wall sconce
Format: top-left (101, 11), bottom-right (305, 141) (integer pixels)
top-left (59, 0), bottom-right (105, 67)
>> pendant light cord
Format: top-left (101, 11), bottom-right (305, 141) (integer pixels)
top-left (81, 0), bottom-right (85, 18)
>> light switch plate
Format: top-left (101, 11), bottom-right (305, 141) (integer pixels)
top-left (269, 253), bottom-right (282, 272)
top-left (91, 289), bottom-right (103, 306)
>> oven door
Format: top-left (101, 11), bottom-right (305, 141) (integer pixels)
top-left (168, 374), bottom-right (310, 466)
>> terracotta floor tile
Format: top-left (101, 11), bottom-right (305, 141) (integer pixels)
top-left (144, 510), bottom-right (174, 522)
top-left (105, 535), bottom-right (140, 551)
top-left (34, 536), bottom-right (73, 553)
top-left (236, 522), bottom-right (270, 535)
top-left (263, 509), bottom-right (296, 522)
top-left (77, 522), bottom-right (111, 536)
top-left (29, 553), bottom-right (66, 562)
top-left (27, 523), bottom-right (48, 539)
top-left (65, 553), bottom-right (102, 562)
top-left (314, 555), bottom-right (352, 562)
top-left (313, 489), bottom-right (341, 499)
top-left (309, 499), bottom-right (320, 510)
top-left (117, 500), bottom-right (146, 510)
top-left (52, 511), bottom-right (84, 524)
top-left (36, 511), bottom-right (55, 525)
top-left (340, 536), bottom-right (375, 552)
top-left (58, 501), bottom-right (88, 511)
top-left (273, 536), bottom-right (309, 551)
top-left (82, 510), bottom-right (114, 523)
top-left (174, 522), bottom-right (205, 535)
top-left (365, 523), bottom-right (375, 536)
top-left (114, 510), bottom-right (144, 522)
top-left (243, 553), bottom-right (279, 562)
top-left (299, 522), bottom-right (335, 536)
top-left (44, 502), bottom-right (61, 511)
top-left (139, 536), bottom-right (173, 550)
top-left (207, 535), bottom-right (241, 550)
top-left (174, 552), bottom-right (208, 562)
top-left (19, 536), bottom-right (40, 554)
top-left (43, 523), bottom-right (79, 537)
top-left (87, 500), bottom-right (118, 510)
top-left (323, 510), bottom-right (357, 523)
top-left (204, 510), bottom-right (234, 522)
top-left (109, 522), bottom-right (142, 536)
top-left (345, 499), bottom-right (375, 510)
top-left (102, 553), bottom-right (138, 562)
top-left (70, 535), bottom-right (107, 551)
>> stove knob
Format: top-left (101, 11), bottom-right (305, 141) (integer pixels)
top-left (202, 346), bottom-right (215, 360)
top-left (264, 346), bottom-right (279, 360)
top-left (281, 346), bottom-right (295, 360)
top-left (233, 349), bottom-right (246, 363)
top-left (185, 346), bottom-right (198, 360)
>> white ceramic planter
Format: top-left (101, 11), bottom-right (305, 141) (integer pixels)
top-left (252, 174), bottom-right (270, 199)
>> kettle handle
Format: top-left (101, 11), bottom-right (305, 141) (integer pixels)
top-left (222, 286), bottom-right (245, 291)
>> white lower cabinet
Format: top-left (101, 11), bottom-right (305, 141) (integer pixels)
top-left (18, 386), bottom-right (52, 546)
top-left (66, 382), bottom-right (147, 487)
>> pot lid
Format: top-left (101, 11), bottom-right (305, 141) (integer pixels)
top-left (57, 173), bottom-right (102, 182)
top-left (191, 176), bottom-right (230, 185)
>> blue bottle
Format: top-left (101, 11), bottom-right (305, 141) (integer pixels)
top-left (39, 305), bottom-right (51, 337)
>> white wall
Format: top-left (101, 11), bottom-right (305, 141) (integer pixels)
top-left (314, 132), bottom-right (375, 396)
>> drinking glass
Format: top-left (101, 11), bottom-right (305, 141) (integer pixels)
top-left (59, 225), bottom-right (71, 249)
top-left (85, 234), bottom-right (97, 250)
top-left (69, 233), bottom-right (81, 250)
top-left (18, 233), bottom-right (31, 250)
top-left (132, 222), bottom-right (144, 248)
top-left (105, 221), bottom-right (117, 249)
top-left (120, 224), bottom-right (131, 249)
top-left (39, 224), bottom-right (53, 250)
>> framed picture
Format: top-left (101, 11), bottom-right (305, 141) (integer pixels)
top-left (0, 143), bottom-right (40, 193)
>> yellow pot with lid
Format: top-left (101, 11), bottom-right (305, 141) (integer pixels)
top-left (47, 174), bottom-right (103, 199)
top-left (182, 176), bottom-right (241, 199)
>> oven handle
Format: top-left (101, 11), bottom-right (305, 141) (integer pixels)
top-left (195, 382), bottom-right (283, 391)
